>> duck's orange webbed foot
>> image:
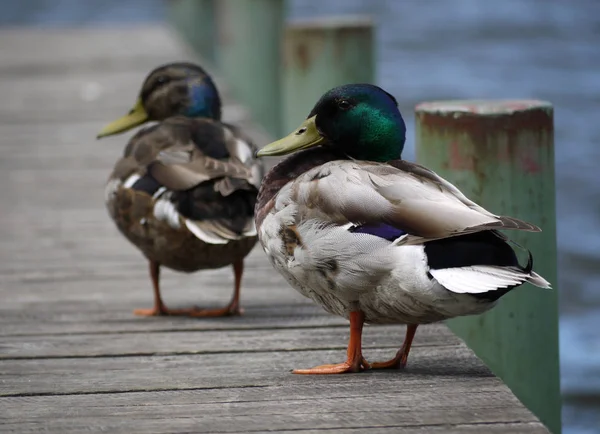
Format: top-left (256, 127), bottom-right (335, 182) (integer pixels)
top-left (371, 324), bottom-right (418, 370)
top-left (180, 303), bottom-right (243, 317)
top-left (293, 356), bottom-right (370, 375)
top-left (184, 258), bottom-right (245, 317)
top-left (134, 260), bottom-right (169, 316)
top-left (134, 304), bottom-right (242, 317)
top-left (292, 310), bottom-right (369, 375)
top-left (133, 305), bottom-right (168, 316)
top-left (134, 259), bottom-right (245, 318)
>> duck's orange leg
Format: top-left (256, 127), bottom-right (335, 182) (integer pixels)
top-left (134, 259), bottom-right (244, 317)
top-left (133, 260), bottom-right (170, 316)
top-left (371, 324), bottom-right (418, 369)
top-left (293, 310), bottom-right (370, 374)
top-left (182, 258), bottom-right (244, 317)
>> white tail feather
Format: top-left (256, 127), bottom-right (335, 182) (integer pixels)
top-left (185, 220), bottom-right (229, 244)
top-left (527, 271), bottom-right (552, 289)
top-left (430, 265), bottom-right (551, 295)
top-left (153, 199), bottom-right (181, 229)
top-left (122, 174), bottom-right (141, 188)
top-left (243, 219), bottom-right (257, 237)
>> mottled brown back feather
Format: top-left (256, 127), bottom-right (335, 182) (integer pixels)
top-left (111, 116), bottom-right (261, 229)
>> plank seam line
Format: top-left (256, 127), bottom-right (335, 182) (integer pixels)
top-left (175, 420), bottom-right (543, 433)
top-left (0, 322), bottom-right (349, 338)
top-left (0, 384), bottom-right (270, 398)
top-left (0, 343), bottom-right (463, 361)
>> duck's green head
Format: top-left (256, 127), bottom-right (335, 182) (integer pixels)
top-left (257, 84), bottom-right (406, 162)
top-left (97, 62), bottom-right (221, 139)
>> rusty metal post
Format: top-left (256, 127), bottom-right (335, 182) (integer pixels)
top-left (167, 0), bottom-right (216, 65)
top-left (282, 16), bottom-right (374, 134)
top-left (415, 100), bottom-right (561, 433)
top-left (216, 0), bottom-right (284, 137)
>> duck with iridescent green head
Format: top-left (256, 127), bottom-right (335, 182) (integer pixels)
top-left (97, 62), bottom-right (263, 317)
top-left (254, 84), bottom-right (550, 374)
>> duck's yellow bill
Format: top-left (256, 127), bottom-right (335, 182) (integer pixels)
top-left (257, 116), bottom-right (325, 157)
top-left (96, 98), bottom-right (148, 139)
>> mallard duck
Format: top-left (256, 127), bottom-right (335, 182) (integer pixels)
top-left (255, 84), bottom-right (551, 374)
top-left (97, 62), bottom-right (262, 317)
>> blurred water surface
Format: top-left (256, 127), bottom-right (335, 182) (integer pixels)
top-left (2, 1), bottom-right (599, 432)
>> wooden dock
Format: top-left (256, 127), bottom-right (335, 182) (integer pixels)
top-left (0, 25), bottom-right (548, 433)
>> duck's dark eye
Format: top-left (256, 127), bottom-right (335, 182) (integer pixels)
top-left (338, 100), bottom-right (351, 110)
top-left (156, 75), bottom-right (168, 85)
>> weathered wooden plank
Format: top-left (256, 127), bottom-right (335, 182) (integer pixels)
top-left (0, 249), bottom-right (289, 304)
top-left (0, 300), bottom-right (344, 337)
top-left (0, 422), bottom-right (548, 434)
top-left (0, 245), bottom-right (273, 281)
top-left (0, 384), bottom-right (545, 433)
top-left (262, 426), bottom-right (548, 434)
top-left (0, 324), bottom-right (457, 359)
top-left (0, 71), bottom-right (248, 125)
top-left (0, 27), bottom-right (186, 74)
top-left (0, 346), bottom-right (494, 397)
top-left (0, 314), bottom-right (342, 338)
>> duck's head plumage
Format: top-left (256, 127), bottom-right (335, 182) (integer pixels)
top-left (258, 83), bottom-right (406, 162)
top-left (97, 62), bottom-right (221, 139)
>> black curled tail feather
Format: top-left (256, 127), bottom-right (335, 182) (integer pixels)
top-left (173, 183), bottom-right (257, 235)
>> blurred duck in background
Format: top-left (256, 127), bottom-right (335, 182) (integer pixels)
top-left (97, 62), bottom-right (263, 317)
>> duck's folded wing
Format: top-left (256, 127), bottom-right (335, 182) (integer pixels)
top-left (148, 121), bottom-right (262, 192)
top-left (149, 155), bottom-right (254, 191)
top-left (118, 118), bottom-right (261, 245)
top-left (290, 159), bottom-right (540, 244)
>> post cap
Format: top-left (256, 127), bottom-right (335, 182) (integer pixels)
top-left (415, 100), bottom-right (552, 116)
top-left (287, 15), bottom-right (373, 31)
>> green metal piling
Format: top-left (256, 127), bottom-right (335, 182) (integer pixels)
top-left (415, 100), bottom-right (561, 433)
top-left (215, 0), bottom-right (284, 137)
top-left (282, 16), bottom-right (374, 133)
top-left (167, 0), bottom-right (216, 65)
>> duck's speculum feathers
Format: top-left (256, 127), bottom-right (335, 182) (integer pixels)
top-left (349, 223), bottom-right (406, 241)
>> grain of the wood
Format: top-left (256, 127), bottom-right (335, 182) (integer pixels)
top-left (0, 384), bottom-right (544, 433)
top-left (0, 24), bottom-right (547, 433)
top-left (0, 26), bottom-right (193, 74)
top-left (0, 303), bottom-right (343, 337)
top-left (259, 426), bottom-right (548, 434)
top-left (0, 423), bottom-right (548, 434)
top-left (0, 73), bottom-right (250, 125)
top-left (1, 346), bottom-right (500, 397)
top-left (0, 323), bottom-right (459, 359)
